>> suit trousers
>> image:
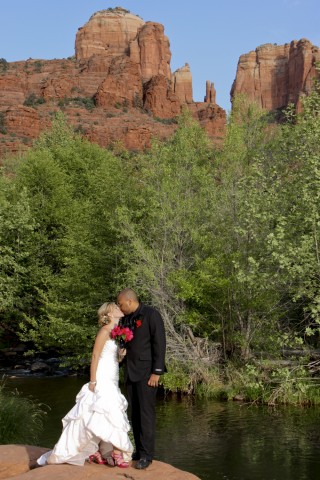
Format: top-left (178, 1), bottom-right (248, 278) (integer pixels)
top-left (126, 378), bottom-right (158, 461)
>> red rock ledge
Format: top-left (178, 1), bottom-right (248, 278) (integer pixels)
top-left (0, 445), bottom-right (201, 480)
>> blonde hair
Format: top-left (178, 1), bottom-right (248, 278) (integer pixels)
top-left (97, 302), bottom-right (117, 327)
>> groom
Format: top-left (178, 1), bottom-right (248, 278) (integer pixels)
top-left (117, 288), bottom-right (166, 469)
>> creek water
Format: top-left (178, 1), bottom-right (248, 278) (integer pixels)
top-left (4, 375), bottom-right (320, 480)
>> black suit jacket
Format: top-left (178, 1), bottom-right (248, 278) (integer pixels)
top-left (120, 303), bottom-right (166, 382)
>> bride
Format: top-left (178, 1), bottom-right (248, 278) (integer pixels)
top-left (37, 302), bottom-right (133, 468)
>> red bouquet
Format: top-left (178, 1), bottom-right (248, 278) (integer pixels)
top-left (111, 325), bottom-right (134, 347)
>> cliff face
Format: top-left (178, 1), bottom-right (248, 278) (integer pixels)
top-left (0, 7), bottom-right (225, 157)
top-left (2, 8), bottom-right (318, 158)
top-left (172, 63), bottom-right (193, 103)
top-left (231, 39), bottom-right (320, 111)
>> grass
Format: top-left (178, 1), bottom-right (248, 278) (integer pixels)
top-left (0, 380), bottom-right (49, 444)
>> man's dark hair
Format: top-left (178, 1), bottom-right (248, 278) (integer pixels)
top-left (117, 288), bottom-right (139, 302)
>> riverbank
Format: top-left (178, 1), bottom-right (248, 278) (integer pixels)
top-left (0, 445), bottom-right (200, 480)
top-left (0, 344), bottom-right (73, 377)
top-left (2, 342), bottom-right (320, 406)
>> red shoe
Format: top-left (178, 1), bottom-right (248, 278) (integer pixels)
top-left (88, 451), bottom-right (107, 465)
top-left (112, 451), bottom-right (130, 468)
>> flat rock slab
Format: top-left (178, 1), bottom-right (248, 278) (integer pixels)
top-left (0, 445), bottom-right (48, 479)
top-left (0, 445), bottom-right (200, 480)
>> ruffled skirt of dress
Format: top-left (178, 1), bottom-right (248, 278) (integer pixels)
top-left (37, 380), bottom-right (133, 466)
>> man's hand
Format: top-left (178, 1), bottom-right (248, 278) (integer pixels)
top-left (148, 373), bottom-right (160, 388)
top-left (118, 348), bottom-right (127, 362)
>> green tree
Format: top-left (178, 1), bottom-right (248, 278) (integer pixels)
top-left (14, 114), bottom-right (129, 362)
top-left (114, 111), bottom-right (221, 370)
top-left (176, 96), bottom-right (288, 361)
top-left (265, 84), bottom-right (320, 346)
top-left (0, 176), bottom-right (39, 339)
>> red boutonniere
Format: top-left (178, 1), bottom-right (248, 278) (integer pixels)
top-left (136, 319), bottom-right (142, 328)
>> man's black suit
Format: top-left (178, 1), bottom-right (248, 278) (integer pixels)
top-left (120, 303), bottom-right (166, 461)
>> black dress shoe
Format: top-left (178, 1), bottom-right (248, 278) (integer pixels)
top-left (135, 458), bottom-right (152, 469)
top-left (131, 451), bottom-right (140, 461)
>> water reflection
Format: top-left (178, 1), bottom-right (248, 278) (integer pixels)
top-left (4, 376), bottom-right (320, 480)
top-left (157, 396), bottom-right (320, 480)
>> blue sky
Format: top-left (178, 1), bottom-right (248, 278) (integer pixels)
top-left (1, 0), bottom-right (319, 111)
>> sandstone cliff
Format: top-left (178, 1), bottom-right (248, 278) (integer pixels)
top-left (173, 63), bottom-right (193, 103)
top-left (231, 38), bottom-right (320, 111)
top-left (0, 7), bottom-right (225, 158)
top-left (0, 444), bottom-right (201, 480)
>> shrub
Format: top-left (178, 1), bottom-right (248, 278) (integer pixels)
top-left (0, 112), bottom-right (6, 134)
top-left (133, 93), bottom-right (143, 109)
top-left (74, 124), bottom-right (87, 135)
top-left (107, 7), bottom-right (130, 13)
top-left (224, 362), bottom-right (320, 405)
top-left (58, 97), bottom-right (95, 111)
top-left (161, 360), bottom-right (224, 398)
top-left (0, 58), bottom-right (8, 72)
top-left (154, 116), bottom-right (178, 125)
top-left (73, 97), bottom-right (95, 111)
top-left (33, 61), bottom-right (44, 73)
top-left (24, 93), bottom-right (45, 108)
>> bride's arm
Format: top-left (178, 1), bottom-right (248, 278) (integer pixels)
top-left (89, 326), bottom-right (109, 392)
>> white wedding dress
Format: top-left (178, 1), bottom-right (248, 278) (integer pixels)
top-left (37, 339), bottom-right (133, 466)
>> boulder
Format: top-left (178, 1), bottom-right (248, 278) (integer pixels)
top-left (0, 445), bottom-right (200, 480)
top-left (30, 362), bottom-right (51, 373)
top-left (0, 445), bottom-right (48, 479)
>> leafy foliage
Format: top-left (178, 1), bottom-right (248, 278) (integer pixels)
top-left (2, 114), bottom-right (129, 363)
top-left (23, 93), bottom-right (45, 107)
top-left (0, 112), bottom-right (6, 134)
top-left (1, 83), bottom-right (320, 401)
top-left (0, 58), bottom-right (8, 72)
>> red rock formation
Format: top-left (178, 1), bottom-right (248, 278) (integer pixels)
top-left (173, 64), bottom-right (193, 103)
top-left (189, 102), bottom-right (226, 142)
top-left (204, 81), bottom-right (216, 104)
top-left (5, 106), bottom-right (41, 137)
top-left (0, 74), bottom-right (26, 108)
top-left (75, 8), bottom-right (145, 60)
top-left (138, 22), bottom-right (172, 82)
top-left (143, 75), bottom-right (181, 118)
top-left (85, 110), bottom-right (175, 151)
top-left (0, 7), bottom-right (225, 158)
top-left (231, 39), bottom-right (320, 111)
top-left (94, 57), bottom-right (143, 107)
top-left (0, 444), bottom-right (201, 480)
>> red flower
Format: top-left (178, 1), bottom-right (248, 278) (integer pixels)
top-left (136, 319), bottom-right (142, 328)
top-left (111, 325), bottom-right (134, 346)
